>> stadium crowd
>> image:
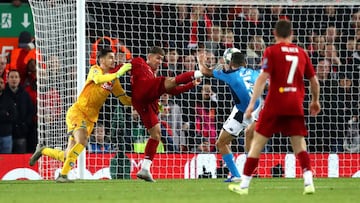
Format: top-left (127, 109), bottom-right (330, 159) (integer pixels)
top-left (1, 2), bottom-right (359, 154)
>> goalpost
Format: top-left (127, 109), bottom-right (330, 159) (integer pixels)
top-left (29, 0), bottom-right (360, 180)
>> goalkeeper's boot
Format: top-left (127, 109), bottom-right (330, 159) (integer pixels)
top-left (136, 169), bottom-right (155, 182)
top-left (29, 144), bottom-right (46, 166)
top-left (56, 175), bottom-right (74, 183)
top-left (303, 184), bottom-right (315, 195)
top-left (224, 176), bottom-right (241, 183)
top-left (228, 184), bottom-right (248, 195)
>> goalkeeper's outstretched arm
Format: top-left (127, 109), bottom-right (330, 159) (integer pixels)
top-left (92, 63), bottom-right (132, 84)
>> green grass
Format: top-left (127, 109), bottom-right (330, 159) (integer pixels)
top-left (0, 178), bottom-right (358, 203)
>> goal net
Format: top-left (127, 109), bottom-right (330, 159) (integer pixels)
top-left (29, 0), bottom-right (360, 180)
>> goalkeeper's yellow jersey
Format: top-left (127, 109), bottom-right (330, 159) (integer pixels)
top-left (72, 65), bottom-right (128, 123)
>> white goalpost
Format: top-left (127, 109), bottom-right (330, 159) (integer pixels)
top-left (29, 0), bottom-right (360, 180)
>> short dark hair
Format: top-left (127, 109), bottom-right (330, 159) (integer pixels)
top-left (98, 48), bottom-right (113, 59)
top-left (230, 52), bottom-right (246, 67)
top-left (148, 46), bottom-right (165, 56)
top-left (275, 20), bottom-right (292, 38)
top-left (7, 69), bottom-right (20, 77)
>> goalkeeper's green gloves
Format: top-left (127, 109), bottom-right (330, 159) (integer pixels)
top-left (116, 63), bottom-right (132, 78)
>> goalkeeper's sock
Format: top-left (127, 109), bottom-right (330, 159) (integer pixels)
top-left (144, 138), bottom-right (159, 161)
top-left (223, 153), bottom-right (240, 177)
top-left (42, 147), bottom-right (65, 162)
top-left (60, 143), bottom-right (85, 175)
top-left (297, 151), bottom-right (312, 173)
top-left (243, 157), bottom-right (259, 177)
top-left (175, 71), bottom-right (196, 84)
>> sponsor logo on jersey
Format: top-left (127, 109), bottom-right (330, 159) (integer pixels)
top-left (279, 87), bottom-right (297, 93)
top-left (101, 81), bottom-right (113, 91)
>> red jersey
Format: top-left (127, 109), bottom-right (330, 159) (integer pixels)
top-left (131, 57), bottom-right (156, 92)
top-left (261, 42), bottom-right (315, 116)
top-left (130, 57), bottom-right (164, 129)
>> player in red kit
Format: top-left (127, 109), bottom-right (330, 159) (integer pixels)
top-left (131, 46), bottom-right (203, 182)
top-left (228, 20), bottom-right (320, 195)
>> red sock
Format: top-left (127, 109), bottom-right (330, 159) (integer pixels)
top-left (297, 151), bottom-right (312, 172)
top-left (175, 71), bottom-right (194, 84)
top-left (243, 157), bottom-right (259, 176)
top-left (144, 138), bottom-right (160, 161)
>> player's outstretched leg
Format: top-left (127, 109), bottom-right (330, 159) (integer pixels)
top-left (30, 145), bottom-right (66, 166)
top-left (29, 144), bottom-right (46, 166)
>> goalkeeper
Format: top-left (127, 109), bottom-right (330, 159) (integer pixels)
top-left (29, 49), bottom-right (132, 183)
top-left (197, 51), bottom-right (262, 182)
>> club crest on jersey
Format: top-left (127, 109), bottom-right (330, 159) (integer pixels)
top-left (101, 81), bottom-right (113, 91)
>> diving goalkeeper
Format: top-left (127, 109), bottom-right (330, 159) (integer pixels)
top-left (29, 49), bottom-right (132, 183)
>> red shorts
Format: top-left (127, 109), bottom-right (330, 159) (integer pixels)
top-left (133, 101), bottom-right (159, 129)
top-left (255, 111), bottom-right (308, 138)
top-left (132, 77), bottom-right (166, 129)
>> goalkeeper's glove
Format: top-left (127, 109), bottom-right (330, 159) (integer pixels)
top-left (116, 63), bottom-right (132, 78)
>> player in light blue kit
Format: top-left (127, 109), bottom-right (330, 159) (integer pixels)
top-left (198, 51), bottom-right (262, 182)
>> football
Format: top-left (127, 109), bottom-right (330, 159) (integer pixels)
top-left (223, 48), bottom-right (241, 64)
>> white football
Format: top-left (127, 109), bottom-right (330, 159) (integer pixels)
top-left (223, 48), bottom-right (241, 64)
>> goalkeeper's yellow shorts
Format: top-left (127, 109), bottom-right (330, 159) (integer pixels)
top-left (66, 106), bottom-right (95, 137)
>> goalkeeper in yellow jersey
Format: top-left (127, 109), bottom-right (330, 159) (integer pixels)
top-left (29, 48), bottom-right (132, 183)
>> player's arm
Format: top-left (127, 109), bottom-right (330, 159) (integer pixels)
top-left (309, 76), bottom-right (321, 116)
top-left (244, 71), bottom-right (269, 119)
top-left (92, 63), bottom-right (132, 84)
top-left (112, 80), bottom-right (132, 106)
top-left (304, 51), bottom-right (321, 116)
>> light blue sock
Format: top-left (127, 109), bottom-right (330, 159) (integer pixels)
top-left (222, 153), bottom-right (240, 177)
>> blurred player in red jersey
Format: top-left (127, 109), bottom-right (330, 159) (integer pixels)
top-left (229, 20), bottom-right (321, 195)
top-left (132, 46), bottom-right (203, 182)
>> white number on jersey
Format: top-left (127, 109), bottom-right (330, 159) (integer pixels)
top-left (242, 75), bottom-right (254, 97)
top-left (285, 55), bottom-right (298, 84)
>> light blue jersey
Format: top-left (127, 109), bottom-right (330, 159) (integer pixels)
top-left (213, 66), bottom-right (260, 112)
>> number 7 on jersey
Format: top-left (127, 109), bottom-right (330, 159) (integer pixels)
top-left (285, 55), bottom-right (298, 84)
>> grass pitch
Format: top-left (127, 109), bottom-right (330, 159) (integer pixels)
top-left (0, 178), bottom-right (358, 203)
